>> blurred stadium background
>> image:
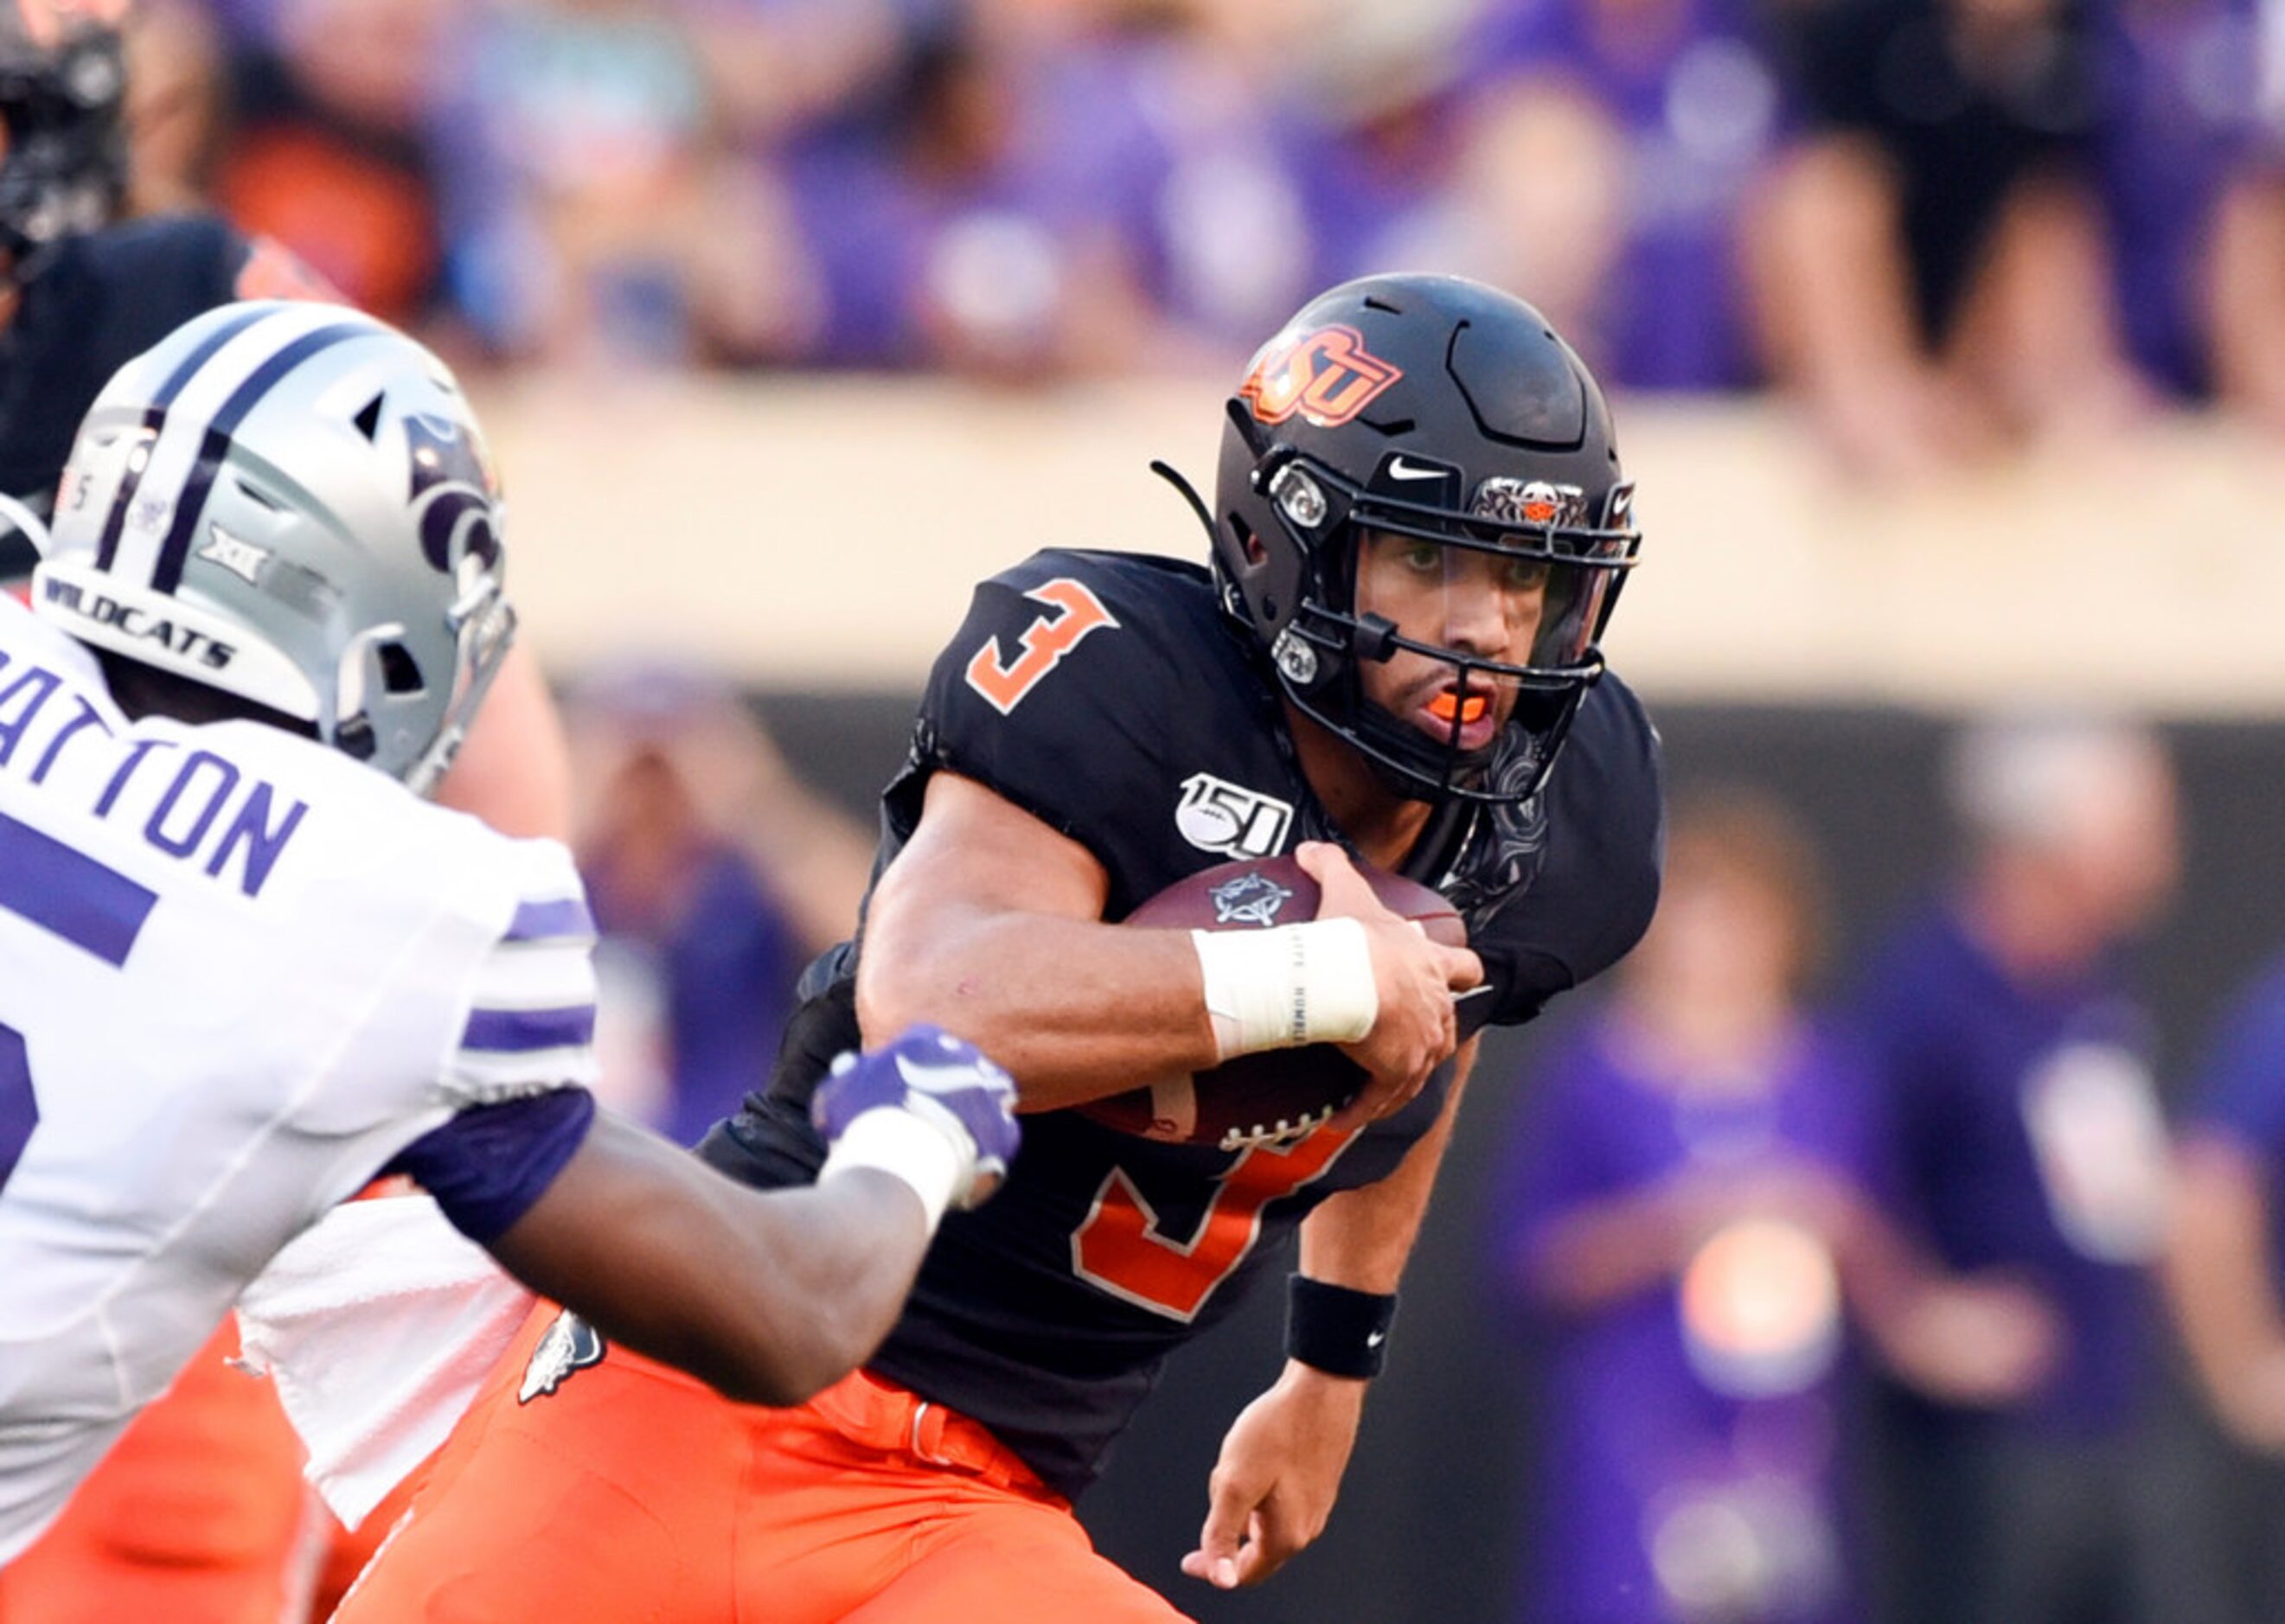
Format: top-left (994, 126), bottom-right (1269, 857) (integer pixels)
top-left (80, 0), bottom-right (2285, 1617)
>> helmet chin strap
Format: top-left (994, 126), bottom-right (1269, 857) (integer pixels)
top-left (403, 719), bottom-right (468, 801)
top-left (1278, 651), bottom-right (1513, 808)
top-left (405, 588), bottom-right (516, 799)
top-left (1350, 697), bottom-right (1509, 802)
top-left (1343, 609), bottom-right (1500, 796)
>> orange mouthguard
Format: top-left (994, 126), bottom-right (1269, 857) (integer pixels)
top-left (1428, 693), bottom-right (1488, 724)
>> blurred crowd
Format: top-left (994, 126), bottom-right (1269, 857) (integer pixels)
top-left (560, 665), bottom-right (874, 1148)
top-left (1491, 721), bottom-right (2285, 1624)
top-left (118, 0), bottom-right (2285, 473)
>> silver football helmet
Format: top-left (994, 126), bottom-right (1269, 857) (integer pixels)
top-left (31, 300), bottom-right (515, 794)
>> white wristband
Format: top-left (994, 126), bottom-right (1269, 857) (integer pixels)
top-left (820, 1109), bottom-right (964, 1235)
top-left (1192, 917), bottom-right (1379, 1060)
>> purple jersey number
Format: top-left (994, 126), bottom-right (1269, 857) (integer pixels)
top-left (0, 811), bottom-right (159, 1192)
top-left (0, 1025), bottom-right (31, 1192)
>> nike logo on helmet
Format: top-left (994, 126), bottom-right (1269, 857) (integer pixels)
top-left (1384, 457), bottom-right (1450, 482)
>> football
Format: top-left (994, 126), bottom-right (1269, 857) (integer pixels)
top-left (1076, 852), bottom-right (1465, 1152)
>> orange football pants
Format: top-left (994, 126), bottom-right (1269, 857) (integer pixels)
top-left (334, 1305), bottom-right (1191, 1623)
top-left (0, 1321), bottom-right (315, 1624)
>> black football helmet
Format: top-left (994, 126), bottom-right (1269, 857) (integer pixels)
top-left (1192, 273), bottom-right (1640, 806)
top-left (0, 2), bottom-right (129, 272)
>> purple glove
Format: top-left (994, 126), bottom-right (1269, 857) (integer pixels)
top-left (812, 1025), bottom-right (1021, 1209)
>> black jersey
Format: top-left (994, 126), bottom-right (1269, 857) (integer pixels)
top-left (0, 214), bottom-right (267, 578)
top-left (701, 547), bottom-right (1662, 1500)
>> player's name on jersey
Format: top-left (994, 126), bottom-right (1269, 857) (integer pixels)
top-left (0, 648), bottom-right (308, 900)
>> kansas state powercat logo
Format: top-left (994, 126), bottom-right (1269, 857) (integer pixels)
top-left (405, 412), bottom-right (501, 577)
top-left (518, 1312), bottom-right (606, 1403)
top-left (1209, 872), bottom-right (1292, 927)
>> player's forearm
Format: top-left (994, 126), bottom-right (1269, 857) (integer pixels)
top-left (857, 771), bottom-right (1229, 1106)
top-left (856, 903), bottom-right (1222, 1109)
top-left (701, 1171), bottom-right (935, 1401)
top-left (490, 1115), bottom-right (928, 1407)
top-left (1297, 1045), bottom-right (1474, 1292)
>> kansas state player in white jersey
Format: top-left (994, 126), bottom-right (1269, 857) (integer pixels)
top-left (0, 300), bottom-right (1022, 1561)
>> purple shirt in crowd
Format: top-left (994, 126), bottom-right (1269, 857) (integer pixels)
top-left (1474, 0), bottom-right (1783, 390)
top-left (779, 42), bottom-right (1167, 369)
top-left (1853, 903), bottom-right (2165, 1439)
top-left (1495, 1011), bottom-right (1880, 1622)
top-left (588, 846), bottom-right (803, 1149)
top-left (2186, 949), bottom-right (2285, 1269)
top-left (2096, 0), bottom-right (2271, 397)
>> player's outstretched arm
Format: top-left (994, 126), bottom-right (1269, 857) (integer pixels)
top-left (483, 1028), bottom-right (1018, 1409)
top-left (1183, 1043), bottom-right (1477, 1590)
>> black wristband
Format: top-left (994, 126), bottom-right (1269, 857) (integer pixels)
top-left (1284, 1274), bottom-right (1398, 1379)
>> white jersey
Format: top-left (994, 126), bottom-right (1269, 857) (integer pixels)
top-left (0, 598), bottom-right (598, 1560)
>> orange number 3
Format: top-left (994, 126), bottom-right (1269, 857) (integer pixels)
top-left (1072, 1127), bottom-right (1357, 1322)
top-left (965, 578), bottom-right (1119, 715)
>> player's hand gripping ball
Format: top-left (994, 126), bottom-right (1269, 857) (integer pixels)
top-left (1079, 854), bottom-right (1464, 1152)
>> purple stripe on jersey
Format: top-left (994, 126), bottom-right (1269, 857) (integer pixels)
top-left (461, 1004), bottom-right (598, 1053)
top-left (0, 809), bottom-right (157, 966)
top-left (504, 897), bottom-right (594, 943)
top-left (384, 1087), bottom-right (596, 1244)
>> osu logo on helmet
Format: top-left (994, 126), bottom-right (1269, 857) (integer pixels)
top-left (1239, 326), bottom-right (1403, 430)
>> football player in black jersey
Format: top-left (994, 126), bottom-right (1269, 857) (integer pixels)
top-left (337, 272), bottom-right (1664, 1622)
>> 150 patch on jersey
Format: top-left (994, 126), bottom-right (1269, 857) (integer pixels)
top-left (1175, 772), bottom-right (1292, 860)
